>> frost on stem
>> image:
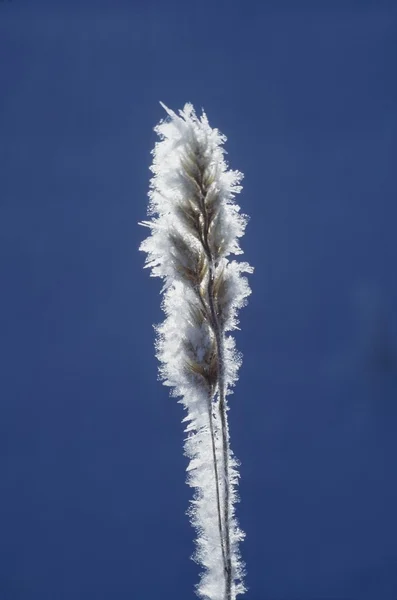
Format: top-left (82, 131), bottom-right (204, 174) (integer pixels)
top-left (140, 103), bottom-right (253, 600)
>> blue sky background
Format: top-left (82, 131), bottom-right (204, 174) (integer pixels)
top-left (1, 1), bottom-right (396, 598)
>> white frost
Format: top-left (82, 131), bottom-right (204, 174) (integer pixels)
top-left (140, 103), bottom-right (252, 600)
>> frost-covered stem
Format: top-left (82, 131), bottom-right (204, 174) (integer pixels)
top-left (140, 103), bottom-right (253, 600)
top-left (207, 264), bottom-right (232, 599)
top-left (198, 169), bottom-right (232, 599)
top-left (188, 160), bottom-right (230, 586)
top-left (206, 397), bottom-right (227, 572)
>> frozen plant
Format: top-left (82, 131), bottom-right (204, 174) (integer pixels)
top-left (139, 103), bottom-right (253, 600)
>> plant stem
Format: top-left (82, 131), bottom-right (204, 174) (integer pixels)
top-left (207, 263), bottom-right (232, 600)
top-left (196, 161), bottom-right (232, 600)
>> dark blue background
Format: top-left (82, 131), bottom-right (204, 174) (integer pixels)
top-left (1, 1), bottom-right (396, 598)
